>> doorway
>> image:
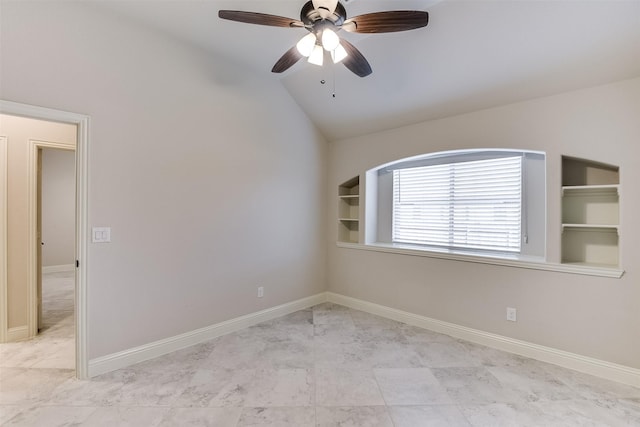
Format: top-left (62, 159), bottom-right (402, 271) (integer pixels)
top-left (37, 147), bottom-right (76, 369)
top-left (0, 101), bottom-right (89, 378)
top-left (38, 147), bottom-right (76, 327)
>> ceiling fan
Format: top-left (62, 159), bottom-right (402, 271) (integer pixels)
top-left (218, 0), bottom-right (429, 77)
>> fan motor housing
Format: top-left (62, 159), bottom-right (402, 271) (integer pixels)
top-left (300, 1), bottom-right (346, 27)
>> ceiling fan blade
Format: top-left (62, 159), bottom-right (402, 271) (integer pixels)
top-left (343, 11), bottom-right (429, 33)
top-left (272, 46), bottom-right (303, 73)
top-left (218, 10), bottom-right (304, 28)
top-left (340, 39), bottom-right (372, 77)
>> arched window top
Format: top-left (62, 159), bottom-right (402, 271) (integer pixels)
top-left (376, 149), bottom-right (544, 174)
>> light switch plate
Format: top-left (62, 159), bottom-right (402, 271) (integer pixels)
top-left (92, 227), bottom-right (111, 243)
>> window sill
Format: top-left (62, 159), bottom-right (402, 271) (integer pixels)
top-left (335, 242), bottom-right (624, 279)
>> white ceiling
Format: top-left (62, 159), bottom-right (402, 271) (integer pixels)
top-left (96, 0), bottom-right (640, 141)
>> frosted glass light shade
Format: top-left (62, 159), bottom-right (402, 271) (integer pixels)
top-left (308, 44), bottom-right (324, 66)
top-left (321, 29), bottom-right (340, 51)
top-left (331, 43), bottom-right (348, 63)
top-left (296, 33), bottom-right (317, 57)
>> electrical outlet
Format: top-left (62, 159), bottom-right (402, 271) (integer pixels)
top-left (506, 307), bottom-right (517, 322)
top-left (257, 286), bottom-right (264, 298)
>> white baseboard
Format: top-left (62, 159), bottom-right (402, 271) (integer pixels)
top-left (327, 292), bottom-right (640, 388)
top-left (7, 326), bottom-right (29, 342)
top-left (87, 290), bottom-right (640, 387)
top-left (88, 292), bottom-right (328, 377)
top-left (42, 264), bottom-right (75, 273)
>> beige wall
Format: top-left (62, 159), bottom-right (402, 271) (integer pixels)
top-left (0, 114), bottom-right (77, 330)
top-left (1, 2), bottom-right (328, 358)
top-left (41, 148), bottom-right (76, 267)
top-left (328, 77), bottom-right (640, 369)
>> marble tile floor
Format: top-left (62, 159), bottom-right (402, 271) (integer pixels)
top-left (1, 300), bottom-right (640, 426)
top-left (0, 271), bottom-right (75, 372)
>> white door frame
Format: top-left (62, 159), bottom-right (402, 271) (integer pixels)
top-left (0, 100), bottom-right (89, 379)
top-left (0, 136), bottom-right (7, 343)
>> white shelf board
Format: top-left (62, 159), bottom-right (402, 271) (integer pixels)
top-left (561, 261), bottom-right (620, 269)
top-left (562, 184), bottom-right (619, 195)
top-left (562, 224), bottom-right (618, 232)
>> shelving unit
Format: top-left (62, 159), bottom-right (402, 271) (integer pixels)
top-left (338, 176), bottom-right (360, 243)
top-left (561, 157), bottom-right (620, 268)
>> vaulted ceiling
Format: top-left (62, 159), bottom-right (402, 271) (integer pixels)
top-left (96, 0), bottom-right (640, 141)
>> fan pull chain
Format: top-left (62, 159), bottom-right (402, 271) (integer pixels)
top-left (320, 64), bottom-right (337, 99)
top-left (332, 64), bottom-right (336, 98)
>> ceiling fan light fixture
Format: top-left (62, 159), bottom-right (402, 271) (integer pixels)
top-left (321, 28), bottom-right (340, 51)
top-left (308, 44), bottom-right (324, 65)
top-left (331, 43), bottom-right (348, 63)
top-left (296, 33), bottom-right (317, 57)
top-left (219, 1), bottom-right (430, 77)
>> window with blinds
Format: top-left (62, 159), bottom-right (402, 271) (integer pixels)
top-left (392, 156), bottom-right (522, 253)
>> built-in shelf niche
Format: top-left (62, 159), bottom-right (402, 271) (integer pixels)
top-left (561, 156), bottom-right (620, 268)
top-left (338, 176), bottom-right (360, 243)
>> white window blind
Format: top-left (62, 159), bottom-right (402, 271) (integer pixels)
top-left (392, 156), bottom-right (522, 252)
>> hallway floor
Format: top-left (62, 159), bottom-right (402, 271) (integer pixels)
top-left (1, 284), bottom-right (639, 426)
top-left (0, 270), bottom-right (75, 372)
